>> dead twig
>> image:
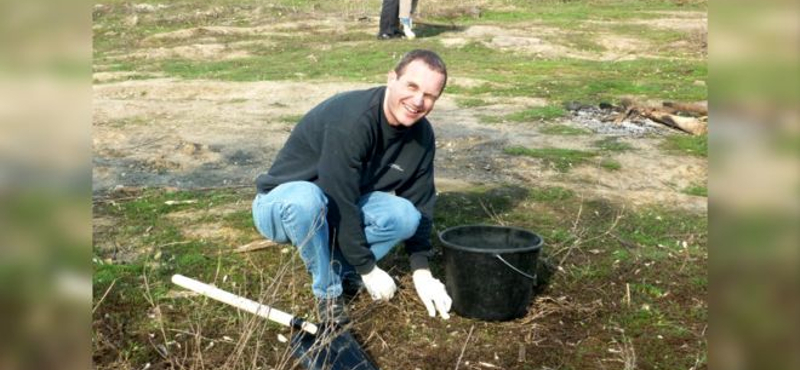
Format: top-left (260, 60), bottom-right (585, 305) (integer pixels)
top-left (92, 278), bottom-right (117, 314)
top-left (479, 199), bottom-right (507, 226)
top-left (611, 233), bottom-right (641, 250)
top-left (158, 240), bottom-right (193, 248)
top-left (662, 101), bottom-right (708, 117)
top-left (570, 200), bottom-right (584, 233)
top-left (454, 325), bottom-right (475, 370)
top-left (142, 268), bottom-right (175, 366)
top-left (233, 239), bottom-right (283, 253)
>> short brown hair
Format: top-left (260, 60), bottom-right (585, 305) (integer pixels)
top-left (393, 49), bottom-right (448, 93)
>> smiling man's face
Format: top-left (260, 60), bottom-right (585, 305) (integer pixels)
top-left (384, 60), bottom-right (446, 127)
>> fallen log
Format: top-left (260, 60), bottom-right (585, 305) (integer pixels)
top-left (662, 101), bottom-right (708, 117)
top-left (642, 108), bottom-right (708, 135)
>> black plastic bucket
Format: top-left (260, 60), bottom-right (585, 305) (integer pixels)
top-left (439, 225), bottom-right (543, 321)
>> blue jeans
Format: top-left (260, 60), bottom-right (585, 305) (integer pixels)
top-left (252, 181), bottom-right (421, 298)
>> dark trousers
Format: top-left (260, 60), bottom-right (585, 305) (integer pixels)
top-left (379, 0), bottom-right (400, 35)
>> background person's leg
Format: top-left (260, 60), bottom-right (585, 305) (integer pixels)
top-left (378, 0), bottom-right (401, 37)
top-left (252, 181), bottom-right (342, 298)
top-left (399, 0), bottom-right (416, 39)
top-left (399, 0), bottom-right (412, 19)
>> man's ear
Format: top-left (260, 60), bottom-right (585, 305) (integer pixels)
top-left (387, 70), bottom-right (397, 84)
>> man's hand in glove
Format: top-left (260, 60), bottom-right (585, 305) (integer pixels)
top-left (360, 266), bottom-right (397, 301)
top-left (412, 269), bottom-right (452, 319)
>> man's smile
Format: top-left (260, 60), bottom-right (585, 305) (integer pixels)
top-left (403, 103), bottom-right (421, 115)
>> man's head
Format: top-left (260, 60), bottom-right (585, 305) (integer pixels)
top-left (384, 49), bottom-right (447, 127)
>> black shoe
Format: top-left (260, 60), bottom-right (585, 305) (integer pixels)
top-left (317, 296), bottom-right (350, 326)
top-left (377, 32), bottom-right (403, 40)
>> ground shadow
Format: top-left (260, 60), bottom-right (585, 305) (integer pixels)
top-left (413, 22), bottom-right (465, 39)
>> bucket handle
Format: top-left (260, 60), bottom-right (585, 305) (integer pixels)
top-left (494, 254), bottom-right (537, 282)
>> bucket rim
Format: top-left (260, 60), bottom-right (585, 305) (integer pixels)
top-left (438, 224), bottom-right (543, 254)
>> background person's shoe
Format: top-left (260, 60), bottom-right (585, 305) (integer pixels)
top-left (317, 296), bottom-right (350, 325)
top-left (377, 32), bottom-right (402, 40)
top-left (400, 18), bottom-right (416, 40)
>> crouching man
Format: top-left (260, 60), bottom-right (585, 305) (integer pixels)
top-left (252, 49), bottom-right (452, 325)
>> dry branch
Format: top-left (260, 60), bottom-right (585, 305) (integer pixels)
top-left (662, 101), bottom-right (708, 117)
top-left (642, 108), bottom-right (708, 135)
top-left (609, 99), bottom-right (708, 135)
top-left (233, 239), bottom-right (282, 253)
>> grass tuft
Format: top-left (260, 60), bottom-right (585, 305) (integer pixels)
top-left (456, 97), bottom-right (490, 108)
top-left (504, 146), bottom-right (598, 172)
top-left (683, 183), bottom-right (708, 197)
top-left (506, 105), bottom-right (566, 122)
top-left (594, 136), bottom-right (635, 152)
top-left (661, 134), bottom-right (708, 157)
top-left (600, 158), bottom-right (623, 171)
top-left (528, 186), bottom-right (575, 201)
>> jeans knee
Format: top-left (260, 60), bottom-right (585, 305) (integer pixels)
top-left (399, 206), bottom-right (422, 239)
top-left (372, 200), bottom-right (420, 239)
top-left (282, 199), bottom-right (327, 231)
top-left (280, 182), bottom-right (326, 218)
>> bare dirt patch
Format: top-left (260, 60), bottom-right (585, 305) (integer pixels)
top-left (437, 23), bottom-right (665, 61)
top-left (634, 11), bottom-right (708, 31)
top-left (122, 43), bottom-right (254, 61)
top-left (588, 11), bottom-right (707, 32)
top-left (93, 78), bottom-right (374, 190)
top-left (167, 204), bottom-right (256, 243)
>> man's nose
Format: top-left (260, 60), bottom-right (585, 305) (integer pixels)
top-left (411, 92), bottom-right (424, 106)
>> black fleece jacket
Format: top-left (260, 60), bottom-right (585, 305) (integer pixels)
top-left (255, 86), bottom-right (436, 274)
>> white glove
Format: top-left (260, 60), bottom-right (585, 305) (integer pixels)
top-left (360, 266), bottom-right (397, 301)
top-left (412, 269), bottom-right (452, 319)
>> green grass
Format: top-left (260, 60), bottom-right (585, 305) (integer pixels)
top-left (528, 186), bottom-right (575, 201)
top-left (440, 45), bottom-right (708, 103)
top-left (478, 114), bottom-right (505, 124)
top-left (505, 105), bottom-right (567, 122)
top-left (456, 97), bottom-right (490, 108)
top-left (600, 158), bottom-right (623, 171)
top-left (278, 114), bottom-right (304, 124)
top-left (540, 124), bottom-right (591, 136)
top-left (661, 134), bottom-right (708, 157)
top-left (448, 0), bottom-right (707, 27)
top-left (504, 146), bottom-right (598, 172)
top-left (553, 32), bottom-right (607, 53)
top-left (594, 136), bottom-right (635, 152)
top-left (614, 208), bottom-right (707, 259)
top-left (683, 183), bottom-right (708, 197)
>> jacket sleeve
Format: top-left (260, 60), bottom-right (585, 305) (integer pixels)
top-left (395, 143), bottom-right (436, 261)
top-left (317, 122), bottom-right (376, 274)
